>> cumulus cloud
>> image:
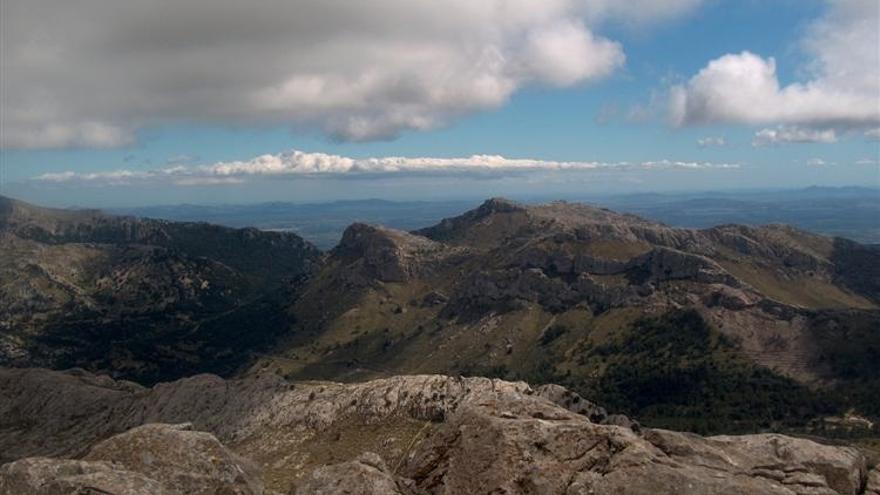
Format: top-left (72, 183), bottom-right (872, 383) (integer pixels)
top-left (752, 126), bottom-right (837, 147)
top-left (697, 137), bottom-right (726, 148)
top-left (865, 128), bottom-right (880, 141)
top-left (31, 149), bottom-right (739, 186)
top-left (670, 0), bottom-right (880, 129)
top-left (1, 0), bottom-right (705, 149)
top-left (806, 158), bottom-right (829, 166)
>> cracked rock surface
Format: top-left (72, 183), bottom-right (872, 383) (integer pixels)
top-left (0, 367), bottom-right (873, 494)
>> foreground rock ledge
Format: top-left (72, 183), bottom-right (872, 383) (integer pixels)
top-left (0, 367), bottom-right (874, 494)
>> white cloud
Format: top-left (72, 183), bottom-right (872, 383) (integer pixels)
top-left (697, 136), bottom-right (726, 147)
top-left (519, 21), bottom-right (624, 87)
top-left (34, 172), bottom-right (78, 183)
top-left (670, 0), bottom-right (880, 129)
top-left (172, 177), bottom-right (246, 186)
top-left (34, 169), bottom-right (152, 185)
top-left (855, 158), bottom-right (878, 165)
top-left (752, 126), bottom-right (837, 147)
top-left (1, 0), bottom-right (703, 149)
top-left (865, 128), bottom-right (880, 141)
top-left (806, 158), bottom-right (829, 166)
top-left (31, 149), bottom-right (739, 186)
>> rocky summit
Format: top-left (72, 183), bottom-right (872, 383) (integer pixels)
top-left (1, 367), bottom-right (878, 495)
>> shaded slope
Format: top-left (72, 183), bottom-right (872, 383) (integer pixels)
top-left (0, 195), bottom-right (322, 383)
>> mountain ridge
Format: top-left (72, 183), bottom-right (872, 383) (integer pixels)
top-left (266, 197), bottom-right (880, 433)
top-left (0, 195), bottom-right (322, 383)
top-left (2, 195), bottom-right (879, 433)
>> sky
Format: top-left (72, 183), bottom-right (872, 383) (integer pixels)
top-left (0, 0), bottom-right (878, 207)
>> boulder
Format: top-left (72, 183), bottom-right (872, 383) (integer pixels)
top-left (0, 423), bottom-right (262, 495)
top-left (295, 452), bottom-right (412, 495)
top-left (0, 458), bottom-right (171, 495)
top-left (84, 423), bottom-right (263, 495)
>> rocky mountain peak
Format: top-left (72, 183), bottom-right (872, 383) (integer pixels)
top-left (476, 197), bottom-right (527, 215)
top-left (337, 223), bottom-right (437, 254)
top-left (334, 223), bottom-right (445, 282)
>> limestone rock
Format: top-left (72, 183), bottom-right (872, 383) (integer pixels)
top-left (534, 383), bottom-right (607, 423)
top-left (0, 423), bottom-right (262, 495)
top-left (295, 452), bottom-right (411, 495)
top-left (865, 467), bottom-right (880, 495)
top-left (0, 368), bottom-right (872, 495)
top-left (402, 393), bottom-right (866, 495)
top-left (0, 458), bottom-right (171, 495)
top-left (334, 223), bottom-right (445, 282)
top-left (84, 423), bottom-right (263, 495)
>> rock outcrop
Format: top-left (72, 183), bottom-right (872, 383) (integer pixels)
top-left (84, 423), bottom-right (263, 495)
top-left (865, 467), bottom-right (880, 495)
top-left (295, 452), bottom-right (412, 495)
top-left (0, 423), bottom-right (261, 495)
top-left (334, 223), bottom-right (448, 283)
top-left (0, 367), bottom-right (873, 495)
top-left (0, 457), bottom-right (173, 495)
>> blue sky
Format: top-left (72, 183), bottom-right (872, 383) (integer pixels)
top-left (1, 0), bottom-right (877, 206)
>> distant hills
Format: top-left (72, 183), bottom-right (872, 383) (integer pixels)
top-left (109, 186), bottom-right (880, 249)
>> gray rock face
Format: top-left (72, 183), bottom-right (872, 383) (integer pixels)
top-left (400, 391), bottom-right (865, 495)
top-left (334, 223), bottom-right (448, 283)
top-left (866, 467), bottom-right (880, 495)
top-left (534, 383), bottom-right (608, 423)
top-left (0, 423), bottom-right (261, 495)
top-left (0, 458), bottom-right (172, 495)
top-left (0, 368), bottom-right (872, 495)
top-left (295, 452), bottom-right (411, 495)
top-left (452, 266), bottom-right (648, 313)
top-left (84, 423), bottom-right (263, 495)
top-left (641, 246), bottom-right (741, 286)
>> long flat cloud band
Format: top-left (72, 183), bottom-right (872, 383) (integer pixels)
top-left (33, 150), bottom-right (740, 186)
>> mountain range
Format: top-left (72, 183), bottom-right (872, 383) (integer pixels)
top-left (2, 194), bottom-right (880, 492)
top-left (109, 186), bottom-right (880, 249)
top-left (265, 197), bottom-right (879, 434)
top-left (3, 194), bottom-right (879, 434)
